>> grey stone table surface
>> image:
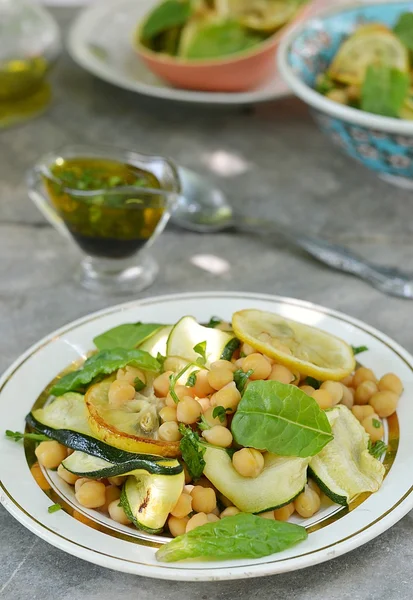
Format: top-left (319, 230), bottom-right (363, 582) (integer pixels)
top-left (1, 6), bottom-right (413, 600)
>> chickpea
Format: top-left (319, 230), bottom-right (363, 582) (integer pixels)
top-left (362, 414), bottom-right (384, 442)
top-left (153, 371), bottom-right (174, 398)
top-left (75, 480), bottom-right (106, 509)
top-left (207, 513), bottom-right (220, 523)
top-left (159, 406), bottom-right (177, 423)
top-left (341, 374), bottom-right (354, 387)
top-left (294, 486), bottom-right (321, 518)
top-left (166, 385), bottom-right (194, 407)
top-left (216, 321), bottom-right (232, 332)
top-left (35, 441), bottom-right (67, 470)
top-left (66, 448), bottom-right (74, 457)
top-left (352, 405), bottom-right (375, 422)
top-left (117, 366), bottom-right (146, 387)
top-left (274, 503), bottom-right (295, 521)
top-left (203, 406), bottom-right (227, 428)
top-left (191, 370), bottom-right (214, 397)
top-left (30, 463), bottom-right (50, 491)
top-left (353, 367), bottom-right (376, 388)
top-left (241, 342), bottom-right (255, 356)
top-left (196, 397), bottom-right (211, 413)
top-left (262, 354), bottom-right (275, 366)
top-left (108, 380), bottom-right (136, 407)
top-left (234, 358), bottom-right (245, 369)
top-left (158, 421), bottom-right (182, 442)
top-left (108, 499), bottom-right (131, 525)
top-left (243, 353), bottom-right (272, 380)
top-left (268, 364), bottom-right (294, 384)
top-left (307, 479), bottom-right (321, 496)
top-left (219, 494), bottom-right (233, 508)
top-left (320, 381), bottom-right (343, 405)
top-left (186, 512), bottom-right (208, 532)
top-left (341, 385), bottom-right (354, 409)
top-left (170, 493), bottom-right (193, 518)
top-left (260, 511), bottom-right (275, 520)
top-left (312, 389), bottom-right (333, 410)
top-left (163, 357), bottom-right (185, 373)
top-left (202, 425), bottom-right (233, 448)
top-left (354, 380), bottom-right (378, 405)
top-left (299, 385), bottom-right (315, 396)
top-left (211, 382), bottom-right (241, 412)
top-left (211, 359), bottom-right (237, 373)
top-left (207, 368), bottom-right (234, 391)
top-left (168, 515), bottom-right (189, 538)
top-left (232, 448), bottom-right (265, 478)
top-left (378, 373), bottom-right (403, 396)
top-left (191, 486), bottom-right (217, 513)
top-left (369, 391), bottom-right (399, 418)
top-left (108, 475), bottom-right (126, 487)
top-left (177, 396), bottom-right (202, 424)
top-left (220, 506), bottom-right (240, 518)
top-left (290, 369), bottom-right (301, 386)
top-left (347, 84), bottom-right (361, 102)
top-left (100, 485), bottom-right (121, 513)
top-left (211, 506), bottom-right (221, 517)
top-left (57, 464), bottom-right (79, 485)
top-left (326, 88), bottom-right (348, 105)
top-left (75, 477), bottom-right (90, 493)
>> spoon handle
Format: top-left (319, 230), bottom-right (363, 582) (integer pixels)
top-left (235, 215), bottom-right (413, 299)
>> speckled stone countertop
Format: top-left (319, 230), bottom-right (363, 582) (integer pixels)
top-left (1, 7), bottom-right (413, 600)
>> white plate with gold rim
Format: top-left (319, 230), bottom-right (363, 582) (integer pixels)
top-left (0, 291), bottom-right (412, 581)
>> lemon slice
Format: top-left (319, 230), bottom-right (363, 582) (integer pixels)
top-left (227, 0), bottom-right (298, 33)
top-left (328, 30), bottom-right (409, 86)
top-left (232, 309), bottom-right (355, 381)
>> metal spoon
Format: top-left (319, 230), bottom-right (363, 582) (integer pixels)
top-left (173, 168), bottom-right (413, 299)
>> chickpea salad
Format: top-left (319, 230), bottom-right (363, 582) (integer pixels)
top-left (316, 13), bottom-right (413, 119)
top-left (6, 309), bottom-right (403, 563)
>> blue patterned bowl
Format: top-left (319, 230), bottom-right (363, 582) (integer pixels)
top-left (278, 1), bottom-right (413, 188)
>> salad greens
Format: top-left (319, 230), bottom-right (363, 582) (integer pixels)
top-left (206, 316), bottom-right (222, 328)
top-left (156, 513), bottom-right (308, 562)
top-left (361, 65), bottom-right (409, 118)
top-left (50, 348), bottom-right (161, 396)
top-left (394, 12), bottom-right (413, 51)
top-left (233, 368), bottom-right (254, 394)
top-left (5, 430), bottom-right (50, 443)
top-left (182, 21), bottom-right (264, 61)
top-left (231, 380), bottom-right (333, 457)
top-left (48, 503), bottom-right (62, 514)
top-left (368, 439), bottom-right (387, 459)
top-left (179, 425), bottom-right (206, 480)
top-left (351, 345), bottom-right (368, 356)
top-left (93, 323), bottom-right (163, 351)
top-left (141, 0), bottom-right (192, 41)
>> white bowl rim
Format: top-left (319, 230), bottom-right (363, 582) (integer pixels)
top-left (278, 0), bottom-right (413, 136)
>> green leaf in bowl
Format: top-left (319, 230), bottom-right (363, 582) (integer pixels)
top-left (361, 64), bottom-right (409, 117)
top-left (394, 12), bottom-right (413, 51)
top-left (141, 0), bottom-right (192, 41)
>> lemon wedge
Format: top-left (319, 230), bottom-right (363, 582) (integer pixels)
top-left (328, 29), bottom-right (409, 86)
top-left (226, 0), bottom-right (299, 33)
top-left (232, 309), bottom-right (355, 381)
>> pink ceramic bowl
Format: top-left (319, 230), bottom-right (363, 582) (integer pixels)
top-left (135, 3), bottom-right (313, 93)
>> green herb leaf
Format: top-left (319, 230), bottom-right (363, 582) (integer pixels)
top-left (233, 369), bottom-right (253, 394)
top-left (368, 439), bottom-right (387, 459)
top-left (315, 73), bottom-right (335, 95)
top-left (372, 418), bottom-right (381, 429)
top-left (169, 362), bottom-right (194, 404)
top-left (304, 376), bottom-right (321, 389)
top-left (93, 323), bottom-right (162, 351)
top-left (231, 380), bottom-right (333, 457)
top-left (157, 353), bottom-right (166, 368)
top-left (206, 316), bottom-right (222, 328)
top-left (182, 20), bottom-right (263, 60)
top-left (361, 65), bottom-right (409, 117)
top-left (194, 341), bottom-right (207, 366)
top-left (141, 0), bottom-right (191, 41)
top-left (5, 430), bottom-right (50, 443)
top-left (134, 377), bottom-right (146, 392)
top-left (156, 513), bottom-right (307, 562)
top-left (198, 415), bottom-right (211, 431)
top-left (51, 348), bottom-right (161, 396)
top-left (351, 345), bottom-right (368, 356)
top-left (212, 406), bottom-right (230, 423)
top-left (394, 12), bottom-right (413, 51)
top-left (179, 424), bottom-right (205, 480)
top-left (186, 371), bottom-right (199, 387)
top-left (48, 503), bottom-right (62, 514)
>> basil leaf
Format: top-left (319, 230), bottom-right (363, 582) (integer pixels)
top-left (141, 0), bottom-right (191, 41)
top-left (304, 376), bottom-right (321, 389)
top-left (394, 12), bottom-right (413, 51)
top-left (186, 371), bottom-right (199, 387)
top-left (368, 439), bottom-right (387, 459)
top-left (183, 21), bottom-right (263, 60)
top-left (157, 513), bottom-right (307, 562)
top-left (206, 316), bottom-right (222, 328)
top-left (361, 65), bottom-right (409, 117)
top-left (156, 352), bottom-right (166, 368)
top-left (5, 430), bottom-right (50, 443)
top-left (212, 406), bottom-right (228, 422)
top-left (233, 368), bottom-right (253, 394)
top-left (352, 345), bottom-right (368, 356)
top-left (93, 323), bottom-right (162, 350)
top-left (231, 380), bottom-right (333, 457)
top-left (194, 341), bottom-right (207, 366)
top-left (51, 348), bottom-right (161, 396)
top-left (179, 424), bottom-right (205, 480)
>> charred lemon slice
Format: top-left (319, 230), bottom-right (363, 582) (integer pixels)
top-left (86, 379), bottom-right (181, 458)
top-left (226, 0), bottom-right (298, 33)
top-left (328, 30), bottom-right (409, 86)
top-left (232, 309), bottom-right (355, 381)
